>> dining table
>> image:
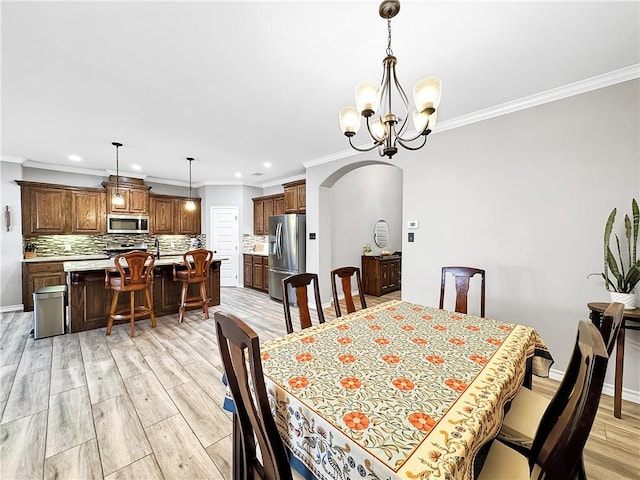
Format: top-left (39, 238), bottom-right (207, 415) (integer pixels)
top-left (259, 299), bottom-right (553, 480)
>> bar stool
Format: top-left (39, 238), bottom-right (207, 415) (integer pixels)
top-left (105, 250), bottom-right (156, 338)
top-left (173, 249), bottom-right (214, 323)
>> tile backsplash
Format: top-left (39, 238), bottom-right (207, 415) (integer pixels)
top-left (23, 234), bottom-right (206, 257)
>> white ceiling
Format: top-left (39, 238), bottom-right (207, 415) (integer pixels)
top-left (2, 1), bottom-right (639, 187)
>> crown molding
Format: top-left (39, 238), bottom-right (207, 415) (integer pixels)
top-left (305, 64), bottom-right (640, 169)
top-left (435, 64), bottom-right (639, 134)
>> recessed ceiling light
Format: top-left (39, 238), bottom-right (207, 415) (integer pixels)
top-left (131, 164), bottom-right (142, 171)
top-left (68, 154), bottom-right (82, 162)
top-left (234, 172), bottom-right (242, 178)
top-left (264, 162), bottom-right (272, 168)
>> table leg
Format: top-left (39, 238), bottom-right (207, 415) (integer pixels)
top-left (614, 326), bottom-right (625, 418)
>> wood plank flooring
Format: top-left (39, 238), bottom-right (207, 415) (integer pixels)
top-left (0, 287), bottom-right (638, 479)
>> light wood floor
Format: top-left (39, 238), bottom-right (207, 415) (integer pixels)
top-left (0, 287), bottom-right (638, 479)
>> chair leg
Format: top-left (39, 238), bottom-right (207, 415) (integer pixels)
top-left (130, 291), bottom-right (136, 338)
top-left (179, 282), bottom-right (188, 323)
top-left (200, 281), bottom-right (209, 319)
top-left (106, 291), bottom-right (119, 336)
top-left (145, 287), bottom-right (156, 328)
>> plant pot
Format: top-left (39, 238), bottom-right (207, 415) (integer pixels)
top-left (24, 252), bottom-right (37, 259)
top-left (610, 291), bottom-right (637, 310)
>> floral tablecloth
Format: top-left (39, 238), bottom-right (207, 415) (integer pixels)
top-left (260, 300), bottom-right (552, 480)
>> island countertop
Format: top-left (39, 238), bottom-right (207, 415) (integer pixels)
top-left (63, 255), bottom-right (228, 272)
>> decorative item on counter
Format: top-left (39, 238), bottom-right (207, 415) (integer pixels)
top-left (381, 250), bottom-right (392, 256)
top-left (24, 242), bottom-right (37, 259)
top-left (363, 243), bottom-right (373, 255)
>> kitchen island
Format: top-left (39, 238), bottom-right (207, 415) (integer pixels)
top-left (64, 255), bottom-right (227, 333)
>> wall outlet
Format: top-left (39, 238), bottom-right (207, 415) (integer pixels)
top-left (170, 242), bottom-right (175, 249)
top-left (64, 243), bottom-right (72, 251)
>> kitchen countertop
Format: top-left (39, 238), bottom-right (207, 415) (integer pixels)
top-left (23, 254), bottom-right (109, 263)
top-left (242, 250), bottom-right (268, 256)
top-left (63, 255), bottom-right (228, 272)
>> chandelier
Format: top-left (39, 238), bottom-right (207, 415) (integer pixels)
top-left (111, 142), bottom-right (125, 206)
top-left (185, 157), bottom-right (196, 211)
top-left (338, 0), bottom-right (442, 159)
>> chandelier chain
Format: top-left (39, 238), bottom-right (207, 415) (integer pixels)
top-left (386, 16), bottom-right (393, 56)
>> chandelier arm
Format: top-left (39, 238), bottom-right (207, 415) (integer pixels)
top-left (396, 134), bottom-right (429, 151)
top-left (391, 60), bottom-right (410, 138)
top-left (363, 116), bottom-right (386, 146)
top-left (348, 135), bottom-right (382, 153)
top-left (397, 128), bottom-right (431, 143)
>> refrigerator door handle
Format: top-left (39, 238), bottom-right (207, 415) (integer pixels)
top-left (276, 222), bottom-right (283, 259)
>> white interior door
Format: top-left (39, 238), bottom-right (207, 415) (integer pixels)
top-left (210, 206), bottom-right (239, 287)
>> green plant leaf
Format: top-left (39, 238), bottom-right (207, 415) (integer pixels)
top-left (604, 208), bottom-right (616, 284)
top-left (633, 198), bottom-right (639, 264)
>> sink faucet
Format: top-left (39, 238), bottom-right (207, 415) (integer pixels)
top-left (154, 238), bottom-right (160, 259)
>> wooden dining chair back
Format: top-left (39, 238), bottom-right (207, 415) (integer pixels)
top-left (105, 250), bottom-right (156, 337)
top-left (282, 273), bottom-right (325, 334)
top-left (439, 266), bottom-right (485, 317)
top-left (598, 301), bottom-right (625, 355)
top-left (528, 320), bottom-right (608, 479)
top-left (173, 249), bottom-right (213, 323)
top-left (331, 266), bottom-right (367, 318)
top-left (214, 311), bottom-right (294, 480)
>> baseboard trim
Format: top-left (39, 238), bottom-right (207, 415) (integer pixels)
top-left (548, 367), bottom-right (639, 405)
top-left (0, 304), bottom-right (24, 313)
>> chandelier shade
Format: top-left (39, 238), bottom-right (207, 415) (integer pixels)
top-left (338, 0), bottom-right (442, 159)
top-left (111, 142), bottom-right (125, 207)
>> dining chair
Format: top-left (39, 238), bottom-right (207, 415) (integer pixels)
top-left (331, 266), bottom-right (367, 317)
top-left (495, 302), bottom-right (623, 479)
top-left (282, 273), bottom-right (325, 334)
top-left (172, 248), bottom-right (213, 323)
top-left (105, 250), bottom-right (156, 338)
top-left (478, 320), bottom-right (609, 480)
top-left (439, 266), bottom-right (485, 317)
top-left (214, 311), bottom-right (304, 480)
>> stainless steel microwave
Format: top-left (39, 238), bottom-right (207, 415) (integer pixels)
top-left (107, 214), bottom-right (150, 234)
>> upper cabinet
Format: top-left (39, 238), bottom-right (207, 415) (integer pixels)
top-left (178, 198), bottom-right (201, 235)
top-left (17, 181), bottom-right (106, 235)
top-left (103, 176), bottom-right (150, 215)
top-left (253, 194), bottom-right (283, 235)
top-left (71, 190), bottom-right (106, 234)
top-left (283, 180), bottom-right (306, 213)
top-left (150, 194), bottom-right (201, 235)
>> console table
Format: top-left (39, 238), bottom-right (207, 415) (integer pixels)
top-left (361, 254), bottom-right (401, 296)
top-left (587, 302), bottom-right (640, 418)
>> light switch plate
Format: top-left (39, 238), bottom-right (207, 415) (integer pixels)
top-left (407, 220), bottom-right (419, 229)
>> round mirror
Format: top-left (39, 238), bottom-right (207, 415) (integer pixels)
top-left (373, 220), bottom-right (389, 248)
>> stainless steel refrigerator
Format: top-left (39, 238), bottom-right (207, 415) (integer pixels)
top-left (268, 214), bottom-right (306, 302)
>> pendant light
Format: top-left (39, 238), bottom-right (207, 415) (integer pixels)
top-left (185, 157), bottom-right (196, 211)
top-left (112, 142), bottom-right (125, 206)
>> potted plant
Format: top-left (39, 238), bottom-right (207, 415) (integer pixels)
top-left (601, 198), bottom-right (639, 309)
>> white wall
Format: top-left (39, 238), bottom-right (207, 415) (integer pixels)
top-left (401, 79), bottom-right (639, 393)
top-left (330, 165), bottom-right (402, 269)
top-left (0, 162), bottom-right (24, 310)
top-left (307, 79), bottom-right (640, 400)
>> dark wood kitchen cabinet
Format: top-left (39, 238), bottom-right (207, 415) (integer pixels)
top-left (361, 255), bottom-right (402, 296)
top-left (252, 194), bottom-right (282, 235)
top-left (243, 254), bottom-right (269, 292)
top-left (283, 180), bottom-right (305, 213)
top-left (22, 261), bottom-right (67, 311)
top-left (103, 176), bottom-right (150, 215)
top-left (71, 190), bottom-right (106, 234)
top-left (17, 181), bottom-right (105, 235)
top-left (67, 262), bottom-right (221, 332)
top-left (150, 195), bottom-right (176, 234)
top-left (150, 195), bottom-right (201, 235)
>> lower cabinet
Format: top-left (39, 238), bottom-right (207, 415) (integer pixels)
top-left (67, 262), bottom-right (221, 333)
top-left (22, 261), bottom-right (67, 312)
top-left (361, 255), bottom-right (402, 296)
top-left (243, 254), bottom-right (269, 292)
